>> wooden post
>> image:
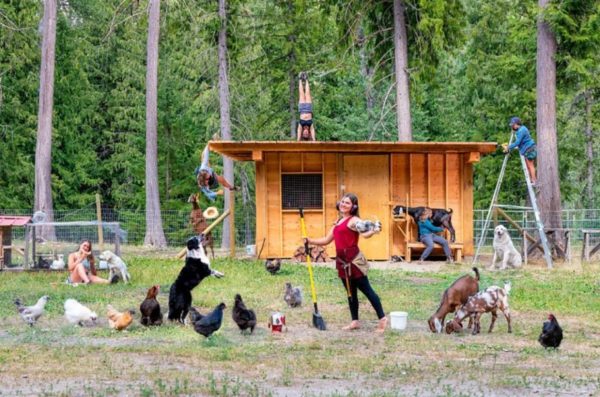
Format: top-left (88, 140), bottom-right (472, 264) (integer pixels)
top-left (96, 193), bottom-right (104, 250)
top-left (229, 189), bottom-right (235, 258)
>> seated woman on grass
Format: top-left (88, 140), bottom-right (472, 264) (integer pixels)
top-left (68, 240), bottom-right (116, 285)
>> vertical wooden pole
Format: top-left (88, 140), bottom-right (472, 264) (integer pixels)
top-left (96, 193), bottom-right (104, 250)
top-left (229, 189), bottom-right (235, 258)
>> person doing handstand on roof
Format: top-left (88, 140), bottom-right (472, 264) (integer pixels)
top-left (297, 71), bottom-right (316, 141)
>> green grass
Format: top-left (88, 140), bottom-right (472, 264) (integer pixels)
top-left (1, 258), bottom-right (600, 396)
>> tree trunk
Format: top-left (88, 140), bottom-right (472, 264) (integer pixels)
top-left (536, 0), bottom-right (563, 255)
top-left (584, 90), bottom-right (594, 207)
top-left (358, 26), bottom-right (375, 141)
top-left (393, 0), bottom-right (412, 141)
top-left (143, 0), bottom-right (167, 247)
top-left (287, 0), bottom-right (296, 139)
top-left (34, 0), bottom-right (57, 241)
top-left (218, 0), bottom-right (234, 250)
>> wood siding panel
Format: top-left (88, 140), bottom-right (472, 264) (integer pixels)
top-left (282, 211), bottom-right (323, 257)
top-left (265, 153), bottom-right (282, 257)
top-left (411, 154), bottom-right (428, 206)
top-left (280, 153), bottom-right (302, 172)
top-left (446, 154), bottom-right (463, 243)
top-left (463, 157), bottom-right (474, 255)
top-left (255, 161), bottom-right (267, 258)
top-left (428, 154), bottom-right (446, 209)
top-left (391, 154), bottom-right (410, 256)
top-left (303, 153), bottom-right (323, 172)
top-left (323, 154), bottom-right (339, 259)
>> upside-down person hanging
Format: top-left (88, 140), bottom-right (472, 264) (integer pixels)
top-left (195, 143), bottom-right (238, 201)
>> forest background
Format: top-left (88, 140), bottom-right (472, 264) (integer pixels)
top-left (0, 0), bottom-right (599, 242)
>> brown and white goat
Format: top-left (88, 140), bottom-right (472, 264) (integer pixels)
top-left (445, 283), bottom-right (512, 335)
top-left (188, 193), bottom-right (214, 258)
top-left (428, 267), bottom-right (480, 333)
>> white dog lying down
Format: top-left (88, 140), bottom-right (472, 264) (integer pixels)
top-left (491, 225), bottom-right (522, 270)
top-left (98, 250), bottom-right (131, 283)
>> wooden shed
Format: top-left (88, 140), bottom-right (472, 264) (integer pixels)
top-left (210, 141), bottom-right (497, 261)
top-left (0, 216), bottom-right (31, 269)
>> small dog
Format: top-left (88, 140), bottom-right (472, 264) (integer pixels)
top-left (98, 250), bottom-right (131, 283)
top-left (491, 225), bottom-right (522, 270)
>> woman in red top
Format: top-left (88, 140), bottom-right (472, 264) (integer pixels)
top-left (305, 193), bottom-right (387, 333)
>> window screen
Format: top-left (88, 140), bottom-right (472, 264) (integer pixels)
top-left (281, 174), bottom-right (323, 210)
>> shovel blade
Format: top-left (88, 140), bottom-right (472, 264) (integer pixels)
top-left (313, 312), bottom-right (327, 331)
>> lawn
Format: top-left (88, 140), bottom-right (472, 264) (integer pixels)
top-left (1, 257), bottom-right (600, 396)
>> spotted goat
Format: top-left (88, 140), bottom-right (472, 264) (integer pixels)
top-left (445, 282), bottom-right (512, 335)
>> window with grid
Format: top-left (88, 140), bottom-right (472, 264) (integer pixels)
top-left (281, 174), bottom-right (323, 210)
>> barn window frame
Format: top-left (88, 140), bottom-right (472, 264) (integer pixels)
top-left (281, 173), bottom-right (323, 210)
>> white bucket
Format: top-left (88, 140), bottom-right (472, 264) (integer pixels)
top-left (390, 311), bottom-right (408, 330)
top-left (245, 245), bottom-right (256, 256)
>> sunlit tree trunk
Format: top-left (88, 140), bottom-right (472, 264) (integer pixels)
top-left (218, 0), bottom-right (234, 250)
top-left (144, 0), bottom-right (167, 247)
top-left (393, 0), bottom-right (412, 141)
top-left (34, 0), bottom-right (57, 241)
top-left (287, 0), bottom-right (297, 139)
top-left (536, 0), bottom-right (563, 255)
top-left (358, 26), bottom-right (375, 140)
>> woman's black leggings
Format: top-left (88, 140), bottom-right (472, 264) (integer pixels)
top-left (341, 276), bottom-right (385, 321)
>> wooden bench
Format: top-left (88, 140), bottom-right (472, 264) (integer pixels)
top-left (406, 242), bottom-right (463, 263)
top-left (581, 229), bottom-right (600, 262)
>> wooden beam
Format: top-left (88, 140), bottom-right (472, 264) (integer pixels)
top-left (252, 150), bottom-right (263, 162)
top-left (467, 152), bottom-right (480, 163)
top-left (495, 207), bottom-right (537, 243)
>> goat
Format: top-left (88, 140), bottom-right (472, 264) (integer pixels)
top-left (188, 193), bottom-right (214, 259)
top-left (394, 205), bottom-right (456, 242)
top-left (445, 282), bottom-right (512, 335)
top-left (428, 267), bottom-right (480, 333)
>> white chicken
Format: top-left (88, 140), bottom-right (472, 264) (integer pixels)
top-left (15, 296), bottom-right (49, 326)
top-left (50, 254), bottom-right (65, 270)
top-left (64, 299), bottom-right (97, 326)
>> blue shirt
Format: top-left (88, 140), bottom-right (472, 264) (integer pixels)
top-left (508, 125), bottom-right (535, 155)
top-left (418, 219), bottom-right (444, 236)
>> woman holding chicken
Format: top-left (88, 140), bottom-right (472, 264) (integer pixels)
top-left (304, 193), bottom-right (387, 333)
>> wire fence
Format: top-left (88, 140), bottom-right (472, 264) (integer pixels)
top-left (2, 208), bottom-right (600, 250)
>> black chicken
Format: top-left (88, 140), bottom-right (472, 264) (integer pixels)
top-left (538, 313), bottom-right (563, 349)
top-left (232, 294), bottom-right (257, 334)
top-left (191, 302), bottom-right (226, 337)
top-left (140, 285), bottom-right (163, 326)
top-left (265, 258), bottom-right (281, 275)
top-left (188, 306), bottom-right (204, 323)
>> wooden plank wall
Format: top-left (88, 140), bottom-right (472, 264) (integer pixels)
top-left (257, 152), bottom-right (338, 259)
top-left (390, 153), bottom-right (474, 256)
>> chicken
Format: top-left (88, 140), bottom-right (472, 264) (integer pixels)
top-left (284, 282), bottom-right (303, 308)
top-left (107, 305), bottom-right (135, 331)
top-left (265, 258), bottom-right (281, 275)
top-left (188, 306), bottom-right (205, 324)
top-left (191, 302), bottom-right (226, 338)
top-left (64, 299), bottom-right (97, 326)
top-left (232, 294), bottom-right (257, 334)
top-left (539, 313), bottom-right (563, 349)
top-left (50, 254), bottom-right (65, 270)
top-left (140, 285), bottom-right (163, 326)
top-left (14, 296), bottom-right (49, 326)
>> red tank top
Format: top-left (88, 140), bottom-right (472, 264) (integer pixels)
top-left (333, 217), bottom-right (362, 279)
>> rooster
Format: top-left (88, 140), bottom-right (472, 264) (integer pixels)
top-left (14, 296), bottom-right (49, 326)
top-left (265, 258), bottom-right (281, 275)
top-left (140, 285), bottom-right (163, 326)
top-left (539, 313), bottom-right (563, 349)
top-left (283, 282), bottom-right (303, 308)
top-left (232, 294), bottom-right (257, 334)
top-left (191, 302), bottom-right (226, 338)
top-left (64, 299), bottom-right (97, 326)
top-left (107, 305), bottom-right (135, 331)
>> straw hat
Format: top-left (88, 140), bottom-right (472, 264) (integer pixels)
top-left (203, 206), bottom-right (219, 220)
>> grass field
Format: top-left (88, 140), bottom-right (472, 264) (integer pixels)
top-left (1, 257), bottom-right (600, 396)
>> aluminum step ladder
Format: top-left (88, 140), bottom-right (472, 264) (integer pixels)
top-left (473, 133), bottom-right (553, 268)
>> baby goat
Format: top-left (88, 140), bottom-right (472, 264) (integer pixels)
top-left (428, 267), bottom-right (480, 333)
top-left (445, 283), bottom-right (512, 335)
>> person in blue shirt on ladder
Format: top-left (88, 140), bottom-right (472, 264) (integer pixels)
top-left (503, 116), bottom-right (538, 187)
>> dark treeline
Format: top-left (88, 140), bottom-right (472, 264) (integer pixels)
top-left (0, 0), bottom-right (598, 214)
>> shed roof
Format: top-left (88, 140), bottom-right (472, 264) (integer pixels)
top-left (209, 141), bottom-right (498, 162)
top-left (0, 216), bottom-right (31, 226)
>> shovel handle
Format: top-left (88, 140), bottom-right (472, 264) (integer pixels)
top-left (299, 208), bottom-right (318, 305)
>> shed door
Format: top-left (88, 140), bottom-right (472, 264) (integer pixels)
top-left (343, 155), bottom-right (389, 260)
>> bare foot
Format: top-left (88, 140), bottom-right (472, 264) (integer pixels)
top-left (342, 320), bottom-right (360, 330)
top-left (375, 317), bottom-right (388, 334)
